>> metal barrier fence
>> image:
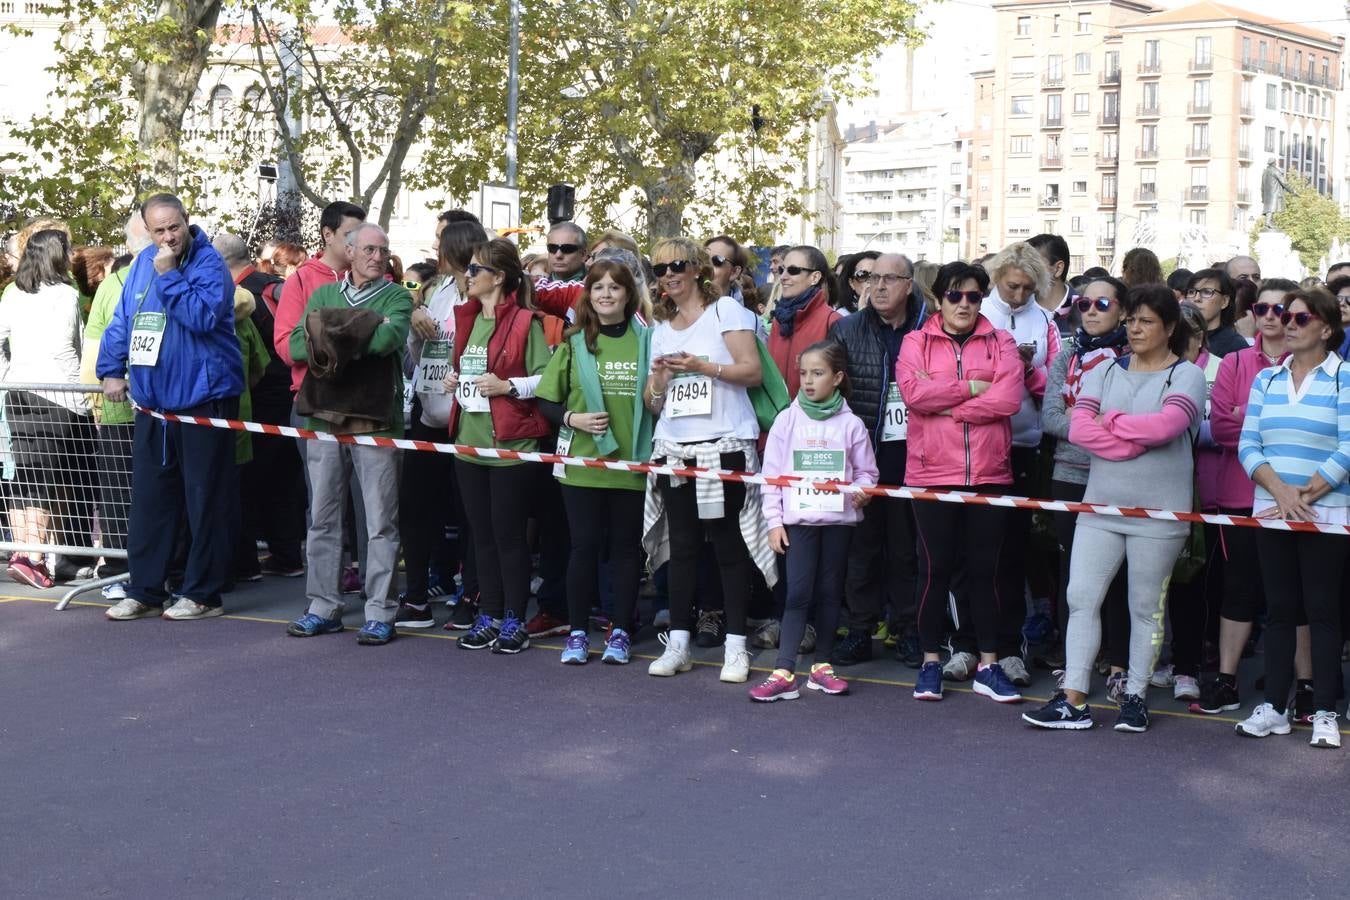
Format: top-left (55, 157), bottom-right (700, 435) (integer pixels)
top-left (0, 383), bottom-right (131, 609)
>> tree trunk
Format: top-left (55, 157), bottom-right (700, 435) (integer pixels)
top-left (642, 161), bottom-right (696, 242)
top-left (135, 1), bottom-right (223, 193)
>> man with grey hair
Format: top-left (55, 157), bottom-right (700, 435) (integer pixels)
top-left (546, 220), bottom-right (588, 282)
top-left (284, 222), bottom-right (412, 645)
top-left (1225, 254), bottom-right (1261, 287)
top-left (827, 252), bottom-right (925, 668)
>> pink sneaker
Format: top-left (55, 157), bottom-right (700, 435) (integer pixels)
top-left (748, 669), bottom-right (799, 702)
top-left (340, 566), bottom-right (361, 594)
top-left (7, 556), bottom-right (53, 589)
top-left (807, 663), bottom-right (849, 695)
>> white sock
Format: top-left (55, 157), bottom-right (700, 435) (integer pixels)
top-left (668, 629), bottom-right (691, 651)
top-left (725, 633), bottom-right (747, 652)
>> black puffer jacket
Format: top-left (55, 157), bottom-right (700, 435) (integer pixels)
top-left (827, 299), bottom-right (925, 448)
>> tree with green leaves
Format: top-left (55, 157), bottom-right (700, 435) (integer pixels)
top-left (1267, 171), bottom-right (1350, 271)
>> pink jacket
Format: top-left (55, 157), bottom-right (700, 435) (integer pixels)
top-left (761, 398), bottom-right (879, 529)
top-left (897, 315), bottom-right (1023, 487)
top-left (1210, 336), bottom-right (1287, 509)
top-left (274, 254), bottom-right (341, 393)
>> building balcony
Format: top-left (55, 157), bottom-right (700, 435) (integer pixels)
top-left (1097, 193), bottom-right (1118, 208)
top-left (1185, 143), bottom-right (1211, 159)
top-left (1100, 69), bottom-right (1121, 87)
top-left (1098, 110), bottom-right (1119, 127)
top-left (1136, 147), bottom-right (1159, 160)
top-left (1097, 236), bottom-right (1116, 251)
top-left (1095, 152), bottom-right (1118, 168)
top-left (1042, 73), bottom-right (1064, 89)
top-left (1241, 57), bottom-right (1258, 74)
top-left (1184, 186), bottom-right (1209, 203)
top-left (1040, 153), bottom-right (1064, 168)
top-left (1236, 189), bottom-right (1251, 205)
top-left (1189, 58), bottom-right (1213, 74)
top-left (1137, 60), bottom-right (1162, 77)
top-left (1042, 114), bottom-right (1064, 129)
top-left (1238, 144), bottom-right (1252, 162)
top-left (1134, 187), bottom-right (1158, 204)
top-left (1039, 195), bottom-right (1062, 209)
top-left (1187, 102), bottom-right (1212, 117)
top-left (1239, 101), bottom-right (1254, 118)
top-left (1136, 102), bottom-right (1160, 118)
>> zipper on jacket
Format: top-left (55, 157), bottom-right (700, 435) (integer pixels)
top-left (954, 346), bottom-right (971, 484)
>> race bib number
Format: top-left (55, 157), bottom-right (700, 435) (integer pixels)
top-left (552, 425), bottom-right (574, 478)
top-left (882, 383), bottom-right (908, 442)
top-left (790, 448), bottom-right (845, 513)
top-left (666, 373), bottom-right (713, 418)
top-left (129, 312), bottom-right (166, 367)
top-left (455, 375), bottom-right (490, 413)
top-left (417, 340), bottom-right (450, 394)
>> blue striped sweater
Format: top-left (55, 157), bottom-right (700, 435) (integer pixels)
top-left (1238, 354), bottom-right (1350, 512)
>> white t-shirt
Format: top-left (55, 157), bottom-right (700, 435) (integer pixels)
top-left (649, 296), bottom-right (759, 443)
top-left (409, 276), bottom-right (461, 428)
top-left (0, 282), bottom-right (89, 413)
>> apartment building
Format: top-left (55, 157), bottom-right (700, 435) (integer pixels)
top-left (969, 0), bottom-right (1343, 271)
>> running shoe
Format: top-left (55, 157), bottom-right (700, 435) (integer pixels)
top-left (648, 632), bottom-right (692, 676)
top-left (1235, 702), bottom-right (1291, 738)
top-left (105, 597), bottom-right (160, 621)
top-left (1114, 694), bottom-right (1150, 733)
top-left (893, 626), bottom-right (922, 669)
top-left (973, 663), bottom-right (1023, 703)
top-left (1022, 692), bottom-right (1093, 730)
top-left (749, 619), bottom-right (781, 649)
top-left (524, 610), bottom-right (568, 638)
top-left (1105, 671), bottom-right (1128, 704)
top-left (831, 630), bottom-right (873, 667)
top-left (914, 661), bottom-right (943, 701)
top-left (601, 628), bottom-right (631, 665)
top-left (356, 620), bottom-right (396, 645)
top-left (942, 651), bottom-right (978, 682)
top-left (1173, 674), bottom-right (1201, 702)
top-left (7, 556), bottom-right (52, 589)
top-left (999, 655), bottom-right (1032, 687)
top-left (694, 609), bottom-right (725, 648)
top-left (340, 566), bottom-right (361, 594)
top-left (799, 624), bottom-right (817, 654)
top-left (720, 645), bottom-right (752, 683)
top-left (394, 601), bottom-right (435, 629)
top-left (749, 669), bottom-right (799, 702)
top-left (260, 558), bottom-right (305, 578)
top-left (1310, 711), bottom-right (1341, 749)
top-left (101, 582), bottom-right (128, 602)
top-left (492, 613), bottom-right (531, 654)
top-left (457, 614), bottom-right (501, 650)
top-left (560, 631), bottom-right (590, 665)
top-left (286, 612), bottom-right (345, 637)
top-left (807, 662), bottom-right (849, 695)
top-left (444, 598), bottom-right (478, 631)
top-left (1193, 676), bottom-right (1241, 715)
top-left (1293, 682), bottom-right (1316, 725)
top-left (1149, 664), bottom-right (1175, 688)
top-left (162, 598), bottom-right (224, 621)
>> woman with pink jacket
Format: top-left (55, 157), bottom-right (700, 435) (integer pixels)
top-left (898, 261), bottom-right (1024, 705)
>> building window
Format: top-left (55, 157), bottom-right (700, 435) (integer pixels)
top-left (1012, 56), bottom-right (1034, 76)
top-left (1193, 79), bottom-right (1210, 108)
top-left (1266, 84), bottom-right (1277, 109)
top-left (1101, 173), bottom-right (1117, 198)
top-left (1074, 52), bottom-right (1090, 74)
top-left (1191, 166), bottom-right (1207, 188)
top-left (1071, 133), bottom-right (1089, 154)
top-left (1142, 82), bottom-right (1159, 108)
top-left (1141, 124), bottom-right (1157, 152)
top-left (1052, 13), bottom-right (1060, 34)
top-left (1073, 93), bottom-right (1090, 114)
top-left (1045, 94), bottom-right (1062, 121)
top-left (1144, 40), bottom-right (1160, 67)
top-left (1242, 37), bottom-right (1251, 63)
top-left (1258, 41), bottom-right (1267, 64)
top-left (979, 205), bottom-right (989, 222)
top-left (1102, 132), bottom-right (1118, 158)
top-left (1103, 91), bottom-right (1119, 118)
top-left (1070, 255), bottom-right (1084, 272)
top-left (1077, 11), bottom-right (1090, 33)
top-left (1017, 15), bottom-right (1031, 36)
top-left (1071, 217), bottom-right (1082, 233)
top-left (1194, 37), bottom-right (1211, 65)
top-left (1140, 167), bottom-right (1157, 195)
top-left (1011, 95), bottom-right (1032, 116)
top-left (1047, 55), bottom-right (1063, 79)
top-left (1010, 135), bottom-right (1033, 155)
top-left (1044, 219), bottom-right (1058, 233)
top-left (950, 161), bottom-right (961, 175)
top-left (1072, 180), bottom-right (1087, 194)
top-left (1189, 209), bottom-right (1207, 225)
top-left (1192, 123), bottom-right (1209, 149)
top-left (1103, 51), bottom-right (1119, 78)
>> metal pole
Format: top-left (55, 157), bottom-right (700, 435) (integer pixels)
top-left (505, 0), bottom-right (520, 189)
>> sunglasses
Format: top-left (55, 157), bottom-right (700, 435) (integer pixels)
top-left (465, 263), bottom-right (498, 277)
top-left (1076, 296), bottom-right (1116, 313)
top-left (1251, 302), bottom-right (1285, 318)
top-left (402, 280), bottom-right (422, 291)
top-left (652, 260), bottom-right (692, 277)
top-left (851, 270), bottom-right (874, 282)
top-left (710, 254), bottom-right (731, 267)
top-left (1337, 294), bottom-right (1350, 305)
top-left (782, 265), bottom-right (817, 276)
top-left (944, 290), bottom-right (984, 305)
top-left (547, 243), bottom-right (582, 255)
top-left (1281, 311), bottom-right (1321, 328)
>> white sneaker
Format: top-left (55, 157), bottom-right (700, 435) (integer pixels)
top-left (101, 582), bottom-right (128, 602)
top-left (162, 598), bottom-right (225, 621)
top-left (1310, 711), bottom-right (1342, 748)
top-left (942, 651), bottom-right (978, 681)
top-left (105, 597), bottom-right (159, 621)
top-left (1173, 674), bottom-right (1201, 701)
top-left (998, 655), bottom-right (1031, 687)
top-left (720, 645), bottom-right (752, 683)
top-left (1235, 702), bottom-right (1291, 738)
top-left (647, 632), bottom-right (692, 677)
top-left (1150, 664), bottom-right (1174, 688)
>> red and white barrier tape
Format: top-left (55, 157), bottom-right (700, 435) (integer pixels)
top-left (135, 406), bottom-right (1350, 535)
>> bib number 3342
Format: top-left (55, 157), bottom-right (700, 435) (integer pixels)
top-left (129, 312), bottom-right (166, 367)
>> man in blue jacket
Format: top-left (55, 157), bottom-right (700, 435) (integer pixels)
top-left (96, 193), bottom-right (244, 622)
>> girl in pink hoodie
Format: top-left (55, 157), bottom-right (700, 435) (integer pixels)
top-left (751, 341), bottom-right (878, 702)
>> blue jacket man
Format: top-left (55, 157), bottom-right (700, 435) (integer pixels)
top-left (97, 194), bottom-right (243, 623)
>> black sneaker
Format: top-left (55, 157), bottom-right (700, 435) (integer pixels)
top-left (457, 614), bottom-right (500, 650)
top-left (444, 599), bottom-right (478, 632)
top-left (1192, 676), bottom-right (1240, 714)
top-left (831, 630), bottom-right (873, 667)
top-left (892, 626), bottom-right (922, 669)
top-left (694, 610), bottom-right (725, 648)
top-left (1293, 681), bottom-right (1316, 724)
top-left (1022, 692), bottom-right (1093, 730)
top-left (1114, 693), bottom-right (1150, 733)
top-left (491, 612), bottom-right (531, 655)
top-left (394, 601), bottom-right (435, 629)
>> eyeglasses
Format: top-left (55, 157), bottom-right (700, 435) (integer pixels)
top-left (944, 290), bottom-right (984, 305)
top-left (466, 263), bottom-right (498, 277)
top-left (873, 274), bottom-right (912, 288)
top-left (771, 265), bottom-right (785, 276)
top-left (1281, 311), bottom-right (1321, 328)
top-left (547, 243), bottom-right (581, 255)
top-left (782, 265), bottom-right (817, 276)
top-left (1235, 272), bottom-right (1261, 282)
top-left (1076, 296), bottom-right (1116, 313)
top-left (1251, 302), bottom-right (1285, 319)
top-left (850, 270), bottom-right (873, 282)
top-left (652, 260), bottom-right (692, 277)
top-left (356, 245), bottom-right (391, 257)
top-left (710, 254), bottom-right (731, 267)
top-left (1185, 288), bottom-right (1222, 300)
top-left (402, 280), bottom-right (422, 291)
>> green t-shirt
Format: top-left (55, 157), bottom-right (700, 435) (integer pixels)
top-left (235, 316), bottom-right (271, 464)
top-left (83, 269), bottom-right (133, 424)
top-left (536, 324), bottom-right (643, 491)
top-left (453, 313), bottom-right (551, 467)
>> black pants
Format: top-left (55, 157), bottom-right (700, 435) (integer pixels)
top-left (127, 399), bottom-right (238, 608)
top-left (1258, 530), bottom-right (1345, 713)
top-left (561, 484), bottom-right (644, 633)
top-left (777, 524), bottom-right (851, 672)
top-left (454, 458), bottom-right (533, 620)
top-left (95, 422), bottom-right (133, 576)
top-left (914, 485), bottom-right (1009, 654)
top-left (531, 456), bottom-right (570, 620)
top-left (844, 442), bottom-right (916, 632)
top-left (399, 410), bottom-right (459, 603)
top-left (1217, 508), bottom-right (1263, 623)
top-left (991, 445), bottom-right (1040, 657)
top-left (659, 451), bottom-right (754, 636)
top-left (1052, 479), bottom-right (1130, 668)
top-left (1169, 522), bottom-right (1224, 678)
top-left (240, 396), bottom-right (305, 570)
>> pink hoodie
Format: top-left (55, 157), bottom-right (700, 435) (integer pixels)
top-left (761, 398), bottom-right (879, 529)
top-left (274, 254), bottom-right (341, 393)
top-left (1210, 335), bottom-right (1287, 509)
top-left (897, 314), bottom-right (1024, 488)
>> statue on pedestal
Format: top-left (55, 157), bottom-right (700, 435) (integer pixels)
top-left (1261, 159), bottom-right (1292, 229)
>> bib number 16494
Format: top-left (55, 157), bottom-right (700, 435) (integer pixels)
top-left (666, 374), bottom-right (712, 418)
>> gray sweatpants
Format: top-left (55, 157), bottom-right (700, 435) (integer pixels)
top-left (1064, 519), bottom-right (1186, 697)
top-left (304, 441), bottom-right (401, 623)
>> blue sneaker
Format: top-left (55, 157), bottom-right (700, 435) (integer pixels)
top-left (458, 614), bottom-right (501, 650)
top-left (287, 612), bottom-right (345, 637)
top-left (492, 611), bottom-right (530, 654)
top-left (602, 628), bottom-right (632, 665)
top-left (560, 630), bottom-right (589, 665)
top-left (356, 620), bottom-right (396, 645)
top-left (914, 661), bottom-right (944, 701)
top-left (973, 662), bottom-right (1023, 703)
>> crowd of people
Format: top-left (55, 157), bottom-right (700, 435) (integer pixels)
top-left (3, 195), bottom-right (1350, 747)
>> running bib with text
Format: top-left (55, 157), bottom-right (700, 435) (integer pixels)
top-left (129, 312), bottom-right (166, 367)
top-left (456, 344), bottom-right (490, 413)
top-left (417, 340), bottom-right (450, 395)
top-left (552, 425), bottom-right (574, 478)
top-left (666, 373), bottom-right (712, 418)
top-left (882, 383), bottom-right (908, 441)
top-left (790, 448), bottom-right (845, 513)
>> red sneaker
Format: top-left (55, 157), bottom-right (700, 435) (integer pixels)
top-left (524, 611), bottom-right (569, 638)
top-left (749, 669), bottom-right (800, 702)
top-left (7, 556), bottom-right (53, 589)
top-left (807, 663), bottom-right (850, 695)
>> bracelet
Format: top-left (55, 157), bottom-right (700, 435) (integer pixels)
top-left (563, 411), bottom-right (573, 428)
top-left (715, 364), bottom-right (723, 380)
top-left (648, 382), bottom-right (664, 401)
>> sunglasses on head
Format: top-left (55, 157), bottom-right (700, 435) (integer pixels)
top-left (1252, 302), bottom-right (1285, 318)
top-left (465, 262), bottom-right (498, 277)
top-left (851, 270), bottom-right (873, 282)
top-left (944, 290), bottom-right (984, 305)
top-left (782, 265), bottom-right (817, 277)
top-left (710, 254), bottom-right (731, 267)
top-left (1076, 296), bottom-right (1116, 313)
top-left (547, 243), bottom-right (581, 255)
top-left (1281, 311), bottom-right (1321, 328)
top-left (652, 260), bottom-right (692, 277)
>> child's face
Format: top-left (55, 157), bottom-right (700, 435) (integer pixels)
top-left (798, 351), bottom-right (843, 402)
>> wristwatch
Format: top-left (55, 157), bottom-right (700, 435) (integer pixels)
top-left (508, 384), bottom-right (520, 399)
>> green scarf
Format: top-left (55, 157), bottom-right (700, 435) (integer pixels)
top-left (569, 318), bottom-right (653, 459)
top-left (797, 388), bottom-right (844, 421)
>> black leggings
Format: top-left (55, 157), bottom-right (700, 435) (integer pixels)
top-left (400, 411), bottom-right (461, 603)
top-left (561, 484), bottom-right (645, 633)
top-left (777, 524), bottom-right (851, 672)
top-left (1217, 508), bottom-right (1263, 623)
top-left (1257, 530), bottom-right (1344, 713)
top-left (1052, 479), bottom-right (1130, 667)
top-left (453, 458), bottom-right (533, 620)
top-left (913, 485), bottom-right (1009, 655)
top-left (658, 451), bottom-right (754, 636)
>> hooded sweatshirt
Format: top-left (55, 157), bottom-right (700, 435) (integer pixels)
top-left (274, 254), bottom-right (342, 393)
top-left (760, 396), bottom-right (879, 529)
top-left (1209, 334), bottom-right (1288, 509)
top-left (981, 286), bottom-right (1060, 448)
